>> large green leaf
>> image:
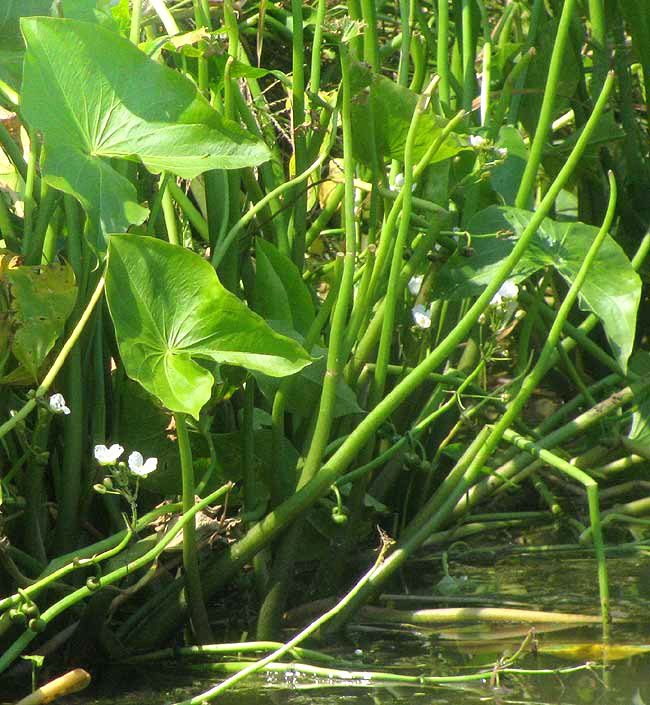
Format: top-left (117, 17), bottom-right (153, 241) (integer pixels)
top-left (20, 17), bottom-right (270, 241)
top-left (349, 61), bottom-right (465, 166)
top-left (254, 237), bottom-right (315, 337)
top-left (433, 206), bottom-right (641, 371)
top-left (105, 235), bottom-right (311, 419)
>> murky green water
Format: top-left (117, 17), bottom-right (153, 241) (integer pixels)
top-left (59, 544), bottom-right (650, 705)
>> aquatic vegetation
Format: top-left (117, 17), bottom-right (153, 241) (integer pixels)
top-left (1, 0), bottom-right (650, 702)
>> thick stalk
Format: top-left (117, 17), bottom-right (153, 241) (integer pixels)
top-left (289, 0), bottom-right (308, 271)
top-left (360, 0), bottom-right (379, 71)
top-left (515, 0), bottom-right (577, 208)
top-left (129, 0), bottom-right (143, 43)
top-left (256, 42), bottom-right (358, 639)
top-left (437, 0), bottom-right (450, 108)
top-left (373, 78), bottom-right (437, 405)
top-left (175, 412), bottom-right (214, 644)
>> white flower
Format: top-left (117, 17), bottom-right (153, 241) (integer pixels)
top-left (469, 135), bottom-right (486, 148)
top-left (393, 172), bottom-right (417, 192)
top-left (94, 444), bottom-right (124, 466)
top-left (496, 147), bottom-right (508, 158)
top-left (408, 275), bottom-right (423, 296)
top-left (411, 303), bottom-right (432, 329)
top-left (128, 451), bottom-right (158, 477)
top-left (49, 393), bottom-right (70, 415)
top-left (490, 280), bottom-right (518, 307)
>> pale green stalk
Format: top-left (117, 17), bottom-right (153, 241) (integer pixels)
top-left (148, 0), bottom-right (179, 34)
top-left (397, 0), bottom-right (412, 87)
top-left (255, 43), bottom-right (357, 639)
top-left (289, 0), bottom-right (308, 270)
top-left (461, 0), bottom-right (475, 114)
top-left (175, 412), bottom-right (213, 644)
top-left (360, 0), bottom-right (380, 71)
top-left (502, 429), bottom-right (610, 634)
top-left (129, 0), bottom-right (143, 43)
top-left (477, 0), bottom-right (491, 125)
top-left (588, 0), bottom-right (607, 100)
top-left (129, 61), bottom-right (617, 659)
top-left (515, 0), bottom-right (577, 207)
top-left (373, 78), bottom-right (437, 404)
top-left (364, 109), bottom-right (464, 319)
top-left (309, 0), bottom-right (327, 94)
top-left (437, 0), bottom-right (450, 108)
top-left (212, 152), bottom-right (332, 269)
top-left (508, 0), bottom-right (544, 123)
top-left (173, 536), bottom-right (394, 703)
top-left (160, 173), bottom-right (180, 245)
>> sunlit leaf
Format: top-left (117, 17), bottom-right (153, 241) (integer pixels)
top-left (106, 235), bottom-right (311, 419)
top-left (349, 61), bottom-right (466, 166)
top-left (20, 17), bottom-right (270, 243)
top-left (433, 206), bottom-right (641, 371)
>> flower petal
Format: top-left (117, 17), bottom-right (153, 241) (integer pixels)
top-left (94, 443), bottom-right (124, 465)
top-left (49, 393), bottom-right (71, 415)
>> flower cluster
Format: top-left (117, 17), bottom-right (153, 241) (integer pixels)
top-left (480, 280), bottom-right (520, 334)
top-left (93, 444), bottom-right (159, 527)
top-left (94, 444), bottom-right (158, 476)
top-left (468, 134), bottom-right (508, 160)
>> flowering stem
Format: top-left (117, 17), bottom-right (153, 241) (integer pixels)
top-left (174, 412), bottom-right (214, 644)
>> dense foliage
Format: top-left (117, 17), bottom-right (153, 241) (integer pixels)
top-left (1, 0), bottom-right (650, 699)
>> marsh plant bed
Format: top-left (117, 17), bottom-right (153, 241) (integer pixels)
top-left (1, 1), bottom-right (650, 703)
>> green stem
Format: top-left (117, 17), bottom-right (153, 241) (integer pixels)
top-left (588, 0), bottom-right (607, 101)
top-left (0, 271), bottom-right (104, 458)
top-left (211, 151), bottom-right (331, 270)
top-left (397, 0), bottom-right (412, 88)
top-left (502, 429), bottom-right (610, 634)
top-left (437, 0), bottom-right (450, 108)
top-left (129, 63), bottom-right (616, 658)
top-left (508, 0), bottom-right (544, 124)
top-left (289, 0), bottom-right (308, 271)
top-left (129, 0), bottom-right (143, 43)
top-left (309, 0), bottom-right (327, 94)
top-left (360, 0), bottom-right (380, 71)
top-left (515, 0), bottom-right (577, 208)
top-left (460, 0), bottom-right (475, 115)
top-left (175, 412), bottom-right (213, 644)
top-left (373, 78), bottom-right (437, 404)
top-left (25, 187), bottom-right (59, 265)
top-left (297, 76), bottom-right (619, 630)
top-left (256, 43), bottom-right (358, 639)
top-left (167, 179), bottom-right (209, 241)
top-left (161, 174), bottom-right (180, 245)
